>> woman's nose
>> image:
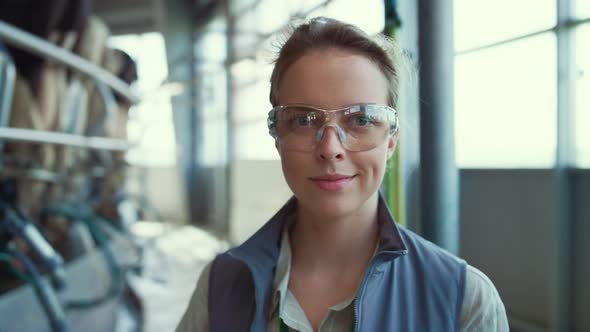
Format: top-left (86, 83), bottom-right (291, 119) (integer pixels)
top-left (315, 126), bottom-right (345, 161)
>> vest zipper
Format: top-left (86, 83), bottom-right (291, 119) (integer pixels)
top-left (353, 250), bottom-right (406, 332)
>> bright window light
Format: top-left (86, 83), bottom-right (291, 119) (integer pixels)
top-left (454, 0), bottom-right (555, 51)
top-left (108, 33), bottom-right (177, 168)
top-left (454, 33), bottom-right (557, 168)
top-left (576, 0), bottom-right (590, 19)
top-left (576, 24), bottom-right (590, 167)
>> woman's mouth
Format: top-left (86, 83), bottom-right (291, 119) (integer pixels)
top-left (310, 174), bottom-right (356, 191)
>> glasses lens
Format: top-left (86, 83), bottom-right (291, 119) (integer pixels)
top-left (272, 106), bottom-right (323, 151)
top-left (269, 104), bottom-right (397, 152)
top-left (339, 104), bottom-right (396, 151)
top-left (274, 106), bottom-right (324, 137)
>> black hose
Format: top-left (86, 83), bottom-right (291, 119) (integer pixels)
top-left (10, 248), bottom-right (69, 332)
top-left (42, 204), bottom-right (125, 310)
top-left (0, 251), bottom-right (33, 283)
top-left (0, 201), bottom-right (67, 290)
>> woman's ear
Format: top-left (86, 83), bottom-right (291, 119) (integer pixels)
top-left (387, 129), bottom-right (400, 159)
top-left (275, 139), bottom-right (282, 156)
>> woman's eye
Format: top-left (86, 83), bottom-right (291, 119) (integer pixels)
top-left (298, 116), bottom-right (310, 125)
top-left (352, 116), bottom-right (371, 126)
top-left (291, 115), bottom-right (310, 127)
top-left (291, 112), bottom-right (316, 126)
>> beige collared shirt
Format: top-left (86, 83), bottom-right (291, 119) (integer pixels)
top-left (266, 225), bottom-right (359, 332)
top-left (176, 227), bottom-right (509, 332)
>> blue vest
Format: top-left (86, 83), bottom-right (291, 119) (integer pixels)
top-left (208, 193), bottom-right (466, 331)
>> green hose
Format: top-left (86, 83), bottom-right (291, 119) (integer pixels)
top-left (383, 0), bottom-right (405, 225)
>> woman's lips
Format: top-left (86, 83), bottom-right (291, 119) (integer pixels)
top-left (310, 175), bottom-right (355, 191)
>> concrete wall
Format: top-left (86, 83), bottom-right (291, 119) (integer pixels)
top-left (229, 159), bottom-right (292, 244)
top-left (572, 170), bottom-right (590, 332)
top-left (460, 169), bottom-right (589, 332)
top-left (460, 170), bottom-right (554, 327)
top-left (127, 166), bottom-right (189, 224)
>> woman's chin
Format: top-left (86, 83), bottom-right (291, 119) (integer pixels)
top-left (297, 192), bottom-right (360, 218)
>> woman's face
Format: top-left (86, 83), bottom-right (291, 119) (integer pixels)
top-left (276, 49), bottom-right (398, 217)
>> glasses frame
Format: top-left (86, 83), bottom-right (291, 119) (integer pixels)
top-left (268, 102), bottom-right (398, 135)
top-left (267, 103), bottom-right (399, 151)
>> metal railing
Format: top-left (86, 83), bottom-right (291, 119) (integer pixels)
top-left (0, 20), bottom-right (137, 153)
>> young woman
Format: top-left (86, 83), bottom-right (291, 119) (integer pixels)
top-left (177, 17), bottom-right (509, 332)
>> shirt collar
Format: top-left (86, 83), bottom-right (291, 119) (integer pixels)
top-left (270, 191), bottom-right (407, 316)
top-left (272, 224), bottom-right (293, 315)
top-left (229, 191), bottom-right (406, 267)
top-left (229, 191), bottom-right (408, 323)
top-left (271, 222), bottom-right (360, 325)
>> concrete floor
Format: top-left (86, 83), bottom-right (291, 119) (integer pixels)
top-left (127, 222), bottom-right (227, 332)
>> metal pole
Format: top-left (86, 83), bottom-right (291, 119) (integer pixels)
top-left (224, 0), bottom-right (234, 237)
top-left (552, 0), bottom-right (575, 330)
top-left (417, 0), bottom-right (459, 254)
top-left (162, 0), bottom-right (205, 226)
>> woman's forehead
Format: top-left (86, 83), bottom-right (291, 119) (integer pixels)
top-left (277, 49), bottom-right (389, 108)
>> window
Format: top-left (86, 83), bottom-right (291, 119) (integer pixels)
top-left (455, 33), bottom-right (557, 168)
top-left (576, 24), bottom-right (590, 166)
top-left (452, 1), bottom-right (590, 168)
top-left (576, 0), bottom-right (590, 19)
top-left (454, 0), bottom-right (555, 51)
top-left (307, 0), bottom-right (385, 35)
top-left (108, 33), bottom-right (177, 167)
top-left (231, 58), bottom-right (276, 160)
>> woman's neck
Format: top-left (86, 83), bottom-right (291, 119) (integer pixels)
top-left (289, 193), bottom-right (380, 272)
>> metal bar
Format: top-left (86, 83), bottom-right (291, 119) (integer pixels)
top-left (551, 0), bottom-right (576, 330)
top-left (0, 20), bottom-right (140, 104)
top-left (0, 167), bottom-right (62, 183)
top-left (418, 0), bottom-right (459, 254)
top-left (0, 52), bottom-right (15, 127)
top-left (456, 17), bottom-right (590, 56)
top-left (0, 50), bottom-right (16, 168)
top-left (0, 128), bottom-right (133, 151)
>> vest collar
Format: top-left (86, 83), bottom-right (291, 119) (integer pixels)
top-left (228, 191), bottom-right (408, 270)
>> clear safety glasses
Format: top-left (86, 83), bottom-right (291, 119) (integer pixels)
top-left (267, 103), bottom-right (398, 152)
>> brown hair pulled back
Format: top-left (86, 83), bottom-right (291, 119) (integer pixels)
top-left (270, 17), bottom-right (404, 109)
